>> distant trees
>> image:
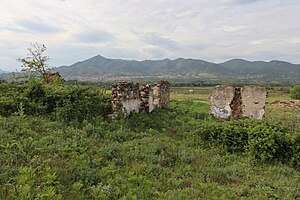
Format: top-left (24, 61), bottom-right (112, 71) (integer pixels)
top-left (290, 85), bottom-right (300, 99)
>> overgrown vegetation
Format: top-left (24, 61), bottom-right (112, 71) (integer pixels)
top-left (197, 120), bottom-right (300, 167)
top-left (0, 78), bottom-right (111, 123)
top-left (290, 85), bottom-right (300, 99)
top-left (0, 81), bottom-right (299, 199)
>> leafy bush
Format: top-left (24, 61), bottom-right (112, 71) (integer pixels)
top-left (247, 123), bottom-right (294, 162)
top-left (197, 119), bottom-right (299, 165)
top-left (50, 86), bottom-right (111, 123)
top-left (0, 81), bottom-right (111, 122)
top-left (197, 120), bottom-right (256, 152)
top-left (290, 85), bottom-right (300, 99)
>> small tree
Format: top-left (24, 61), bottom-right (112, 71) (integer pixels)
top-left (17, 42), bottom-right (54, 76)
top-left (290, 85), bottom-right (300, 99)
top-left (17, 42), bottom-right (63, 85)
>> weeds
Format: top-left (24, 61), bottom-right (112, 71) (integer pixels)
top-left (0, 82), bottom-right (299, 199)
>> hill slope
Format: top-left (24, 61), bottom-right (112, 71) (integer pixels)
top-left (57, 55), bottom-right (300, 81)
top-left (220, 59), bottom-right (300, 80)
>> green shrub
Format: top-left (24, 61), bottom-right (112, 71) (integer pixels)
top-left (247, 124), bottom-right (294, 162)
top-left (197, 120), bottom-right (252, 152)
top-left (290, 85), bottom-right (300, 99)
top-left (197, 119), bottom-right (299, 166)
top-left (291, 134), bottom-right (300, 169)
top-left (0, 82), bottom-right (111, 123)
top-left (51, 86), bottom-right (111, 123)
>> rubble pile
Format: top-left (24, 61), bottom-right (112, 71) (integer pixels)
top-left (271, 100), bottom-right (300, 109)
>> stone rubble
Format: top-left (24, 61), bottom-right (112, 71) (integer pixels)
top-left (271, 100), bottom-right (300, 109)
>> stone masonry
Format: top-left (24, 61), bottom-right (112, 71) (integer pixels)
top-left (112, 82), bottom-right (140, 116)
top-left (112, 80), bottom-right (170, 116)
top-left (210, 85), bottom-right (267, 120)
top-left (140, 84), bottom-right (154, 113)
top-left (152, 80), bottom-right (171, 109)
top-left (210, 85), bottom-right (235, 120)
top-left (240, 85), bottom-right (267, 119)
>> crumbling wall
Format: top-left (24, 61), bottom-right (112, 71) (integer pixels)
top-left (210, 85), bottom-right (267, 120)
top-left (210, 85), bottom-right (235, 120)
top-left (241, 85), bottom-right (267, 120)
top-left (152, 80), bottom-right (170, 109)
top-left (140, 84), bottom-right (154, 113)
top-left (111, 80), bottom-right (170, 116)
top-left (112, 82), bottom-right (140, 116)
top-left (230, 87), bottom-right (243, 118)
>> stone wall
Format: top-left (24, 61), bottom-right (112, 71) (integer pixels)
top-left (111, 80), bottom-right (170, 116)
top-left (210, 85), bottom-right (267, 120)
top-left (210, 85), bottom-right (235, 120)
top-left (152, 80), bottom-right (170, 109)
top-left (240, 85), bottom-right (267, 119)
top-left (140, 84), bottom-right (154, 113)
top-left (112, 82), bottom-right (140, 116)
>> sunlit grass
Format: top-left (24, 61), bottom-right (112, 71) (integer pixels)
top-left (171, 87), bottom-right (211, 103)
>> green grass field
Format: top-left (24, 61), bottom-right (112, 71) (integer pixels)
top-left (0, 83), bottom-right (299, 199)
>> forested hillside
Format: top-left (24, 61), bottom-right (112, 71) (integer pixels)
top-left (57, 55), bottom-right (300, 81)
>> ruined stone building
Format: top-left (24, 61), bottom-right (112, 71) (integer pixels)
top-left (210, 85), bottom-right (267, 120)
top-left (112, 80), bottom-right (170, 116)
top-left (112, 82), bottom-right (140, 116)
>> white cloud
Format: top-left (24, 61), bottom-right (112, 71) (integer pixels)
top-left (249, 40), bottom-right (264, 45)
top-left (0, 0), bottom-right (299, 71)
top-left (221, 25), bottom-right (249, 32)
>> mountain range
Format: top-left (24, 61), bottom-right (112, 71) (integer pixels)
top-left (55, 55), bottom-right (300, 81)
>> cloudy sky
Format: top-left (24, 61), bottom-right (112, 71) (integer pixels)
top-left (0, 0), bottom-right (300, 71)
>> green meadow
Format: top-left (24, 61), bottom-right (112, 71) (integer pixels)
top-left (0, 81), bottom-right (299, 199)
